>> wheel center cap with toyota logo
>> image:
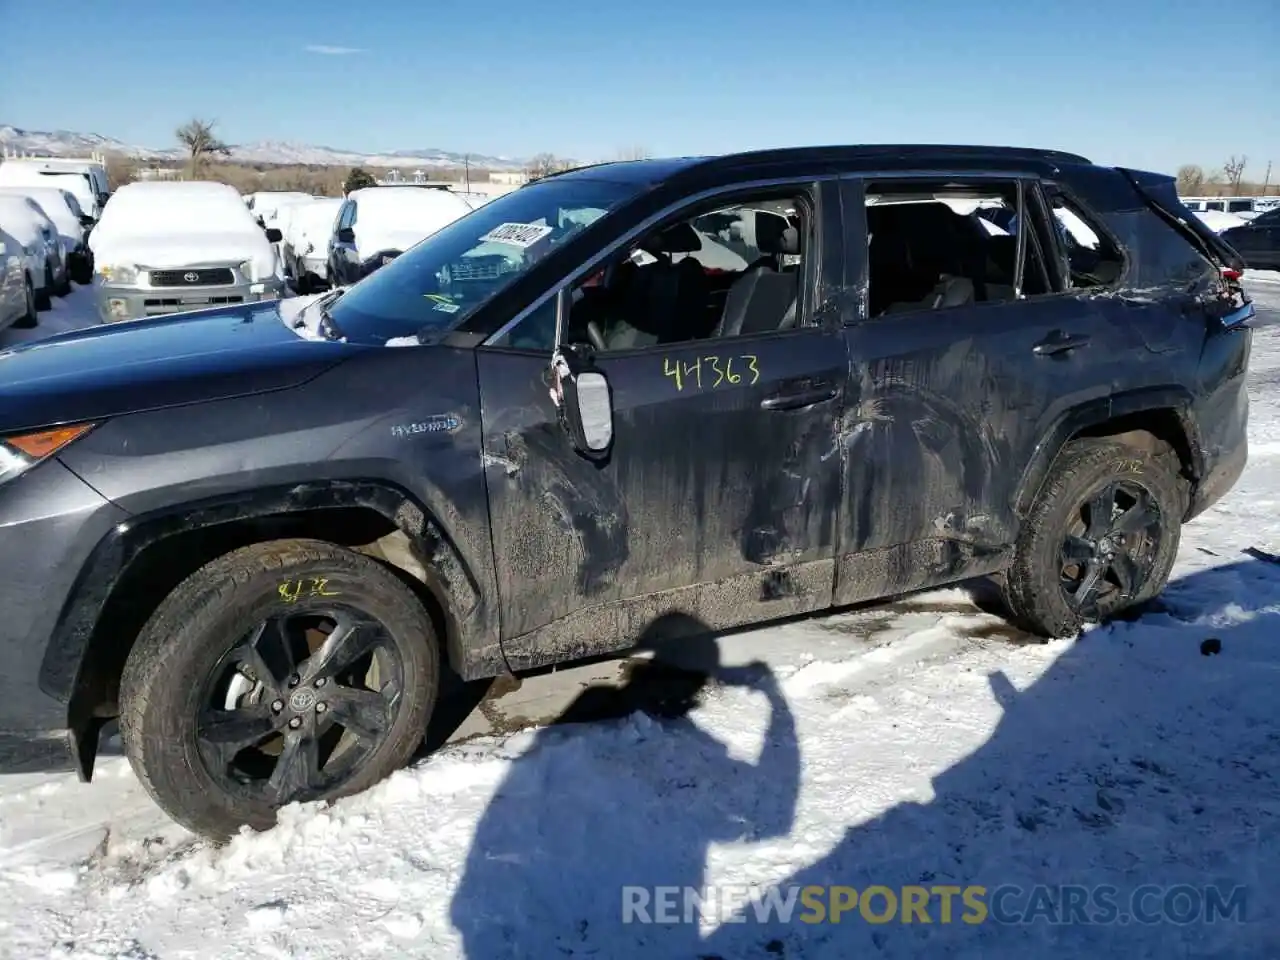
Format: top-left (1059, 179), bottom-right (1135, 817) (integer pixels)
top-left (183, 272), bottom-right (200, 283)
top-left (289, 687), bottom-right (318, 712)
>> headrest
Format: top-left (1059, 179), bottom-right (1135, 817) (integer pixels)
top-left (754, 211), bottom-right (789, 254)
top-left (778, 226), bottom-right (800, 256)
top-left (647, 221), bottom-right (702, 255)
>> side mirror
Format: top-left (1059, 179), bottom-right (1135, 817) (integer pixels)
top-left (336, 226), bottom-right (356, 244)
top-left (265, 227), bottom-right (283, 243)
top-left (97, 192), bottom-right (111, 207)
top-left (79, 214), bottom-right (96, 228)
top-left (552, 348), bottom-right (613, 458)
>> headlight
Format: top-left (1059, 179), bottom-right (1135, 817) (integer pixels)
top-left (98, 264), bottom-right (138, 284)
top-left (239, 259), bottom-right (255, 281)
top-left (0, 424), bottom-right (96, 486)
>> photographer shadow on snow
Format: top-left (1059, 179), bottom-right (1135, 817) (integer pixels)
top-left (448, 611), bottom-right (801, 959)
top-left (449, 559), bottom-right (1280, 959)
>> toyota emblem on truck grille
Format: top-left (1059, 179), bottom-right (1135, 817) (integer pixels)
top-left (183, 272), bottom-right (199, 283)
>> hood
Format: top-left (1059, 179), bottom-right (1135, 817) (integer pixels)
top-left (89, 230), bottom-right (273, 272)
top-left (0, 301), bottom-right (360, 435)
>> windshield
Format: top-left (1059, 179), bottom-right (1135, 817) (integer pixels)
top-left (328, 177), bottom-right (643, 343)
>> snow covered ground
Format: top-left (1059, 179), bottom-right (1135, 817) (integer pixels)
top-left (1, 280), bottom-right (1279, 959)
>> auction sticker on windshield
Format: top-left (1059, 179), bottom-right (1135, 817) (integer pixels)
top-left (479, 222), bottom-right (555, 248)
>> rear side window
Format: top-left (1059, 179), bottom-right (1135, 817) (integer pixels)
top-left (1043, 189), bottom-right (1126, 289)
top-left (858, 178), bottom-right (1053, 319)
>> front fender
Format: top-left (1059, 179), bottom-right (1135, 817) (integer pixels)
top-left (41, 478), bottom-right (504, 759)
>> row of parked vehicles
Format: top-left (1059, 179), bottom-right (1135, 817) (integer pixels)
top-left (85, 179), bottom-right (488, 323)
top-left (0, 155), bottom-right (108, 332)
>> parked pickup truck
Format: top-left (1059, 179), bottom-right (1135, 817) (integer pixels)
top-left (0, 144), bottom-right (1253, 839)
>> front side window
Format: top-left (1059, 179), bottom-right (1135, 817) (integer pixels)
top-left (490, 190), bottom-right (814, 353)
top-left (327, 177), bottom-right (641, 343)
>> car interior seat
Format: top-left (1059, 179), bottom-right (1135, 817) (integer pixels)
top-left (600, 222), bottom-right (711, 350)
top-left (714, 218), bottom-right (803, 339)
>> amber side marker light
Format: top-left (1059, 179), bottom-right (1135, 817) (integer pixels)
top-left (5, 423), bottom-right (96, 458)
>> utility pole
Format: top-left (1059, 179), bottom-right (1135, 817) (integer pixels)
top-left (1264, 160), bottom-right (1273, 196)
top-left (464, 154), bottom-right (471, 193)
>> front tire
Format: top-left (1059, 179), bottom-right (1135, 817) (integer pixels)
top-left (119, 538), bottom-right (439, 839)
top-left (1001, 439), bottom-right (1185, 638)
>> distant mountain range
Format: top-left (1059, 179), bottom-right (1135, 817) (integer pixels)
top-left (0, 125), bottom-right (527, 170)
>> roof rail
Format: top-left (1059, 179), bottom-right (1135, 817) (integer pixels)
top-left (1, 148), bottom-right (108, 164)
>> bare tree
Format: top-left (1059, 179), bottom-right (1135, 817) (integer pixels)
top-left (1176, 164), bottom-right (1205, 195)
top-left (176, 118), bottom-right (231, 176)
top-left (614, 145), bottom-right (651, 161)
top-left (524, 153), bottom-right (570, 181)
top-left (102, 151), bottom-right (141, 191)
top-left (1222, 155), bottom-right (1247, 195)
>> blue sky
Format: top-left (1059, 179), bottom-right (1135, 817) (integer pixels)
top-left (1, 0), bottom-right (1276, 172)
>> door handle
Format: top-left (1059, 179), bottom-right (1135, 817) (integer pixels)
top-left (760, 386), bottom-right (840, 411)
top-left (1033, 331), bottom-right (1091, 356)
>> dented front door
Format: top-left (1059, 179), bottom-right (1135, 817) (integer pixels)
top-left (476, 326), bottom-right (847, 672)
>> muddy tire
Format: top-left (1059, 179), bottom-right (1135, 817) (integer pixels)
top-left (1000, 439), bottom-right (1185, 638)
top-left (118, 538), bottom-right (439, 839)
top-left (13, 277), bottom-right (38, 328)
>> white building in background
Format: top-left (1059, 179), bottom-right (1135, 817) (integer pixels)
top-left (489, 171), bottom-right (528, 185)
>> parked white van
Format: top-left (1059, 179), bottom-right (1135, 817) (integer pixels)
top-left (89, 181), bottom-right (285, 324)
top-left (0, 156), bottom-right (111, 220)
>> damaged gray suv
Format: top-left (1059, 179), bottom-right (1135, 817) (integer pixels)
top-left (0, 145), bottom-right (1254, 838)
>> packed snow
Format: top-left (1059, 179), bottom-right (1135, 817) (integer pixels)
top-left (0, 280), bottom-right (1278, 959)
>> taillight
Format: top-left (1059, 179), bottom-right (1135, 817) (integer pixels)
top-left (1222, 267), bottom-right (1242, 282)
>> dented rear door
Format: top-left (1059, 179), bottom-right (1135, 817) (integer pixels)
top-left (832, 175), bottom-right (1142, 606)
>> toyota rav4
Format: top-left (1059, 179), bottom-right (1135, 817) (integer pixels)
top-left (0, 146), bottom-right (1253, 838)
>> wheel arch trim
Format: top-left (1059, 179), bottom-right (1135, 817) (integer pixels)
top-left (1014, 387), bottom-right (1204, 518)
top-left (39, 478), bottom-right (497, 725)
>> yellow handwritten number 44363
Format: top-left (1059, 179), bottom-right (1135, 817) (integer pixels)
top-left (663, 354), bottom-right (760, 391)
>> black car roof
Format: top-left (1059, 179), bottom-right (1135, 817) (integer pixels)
top-left (542, 144), bottom-right (1095, 187)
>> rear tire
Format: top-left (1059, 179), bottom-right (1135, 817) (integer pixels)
top-left (1000, 439), bottom-right (1185, 638)
top-left (118, 538), bottom-right (440, 839)
top-left (14, 278), bottom-right (38, 328)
